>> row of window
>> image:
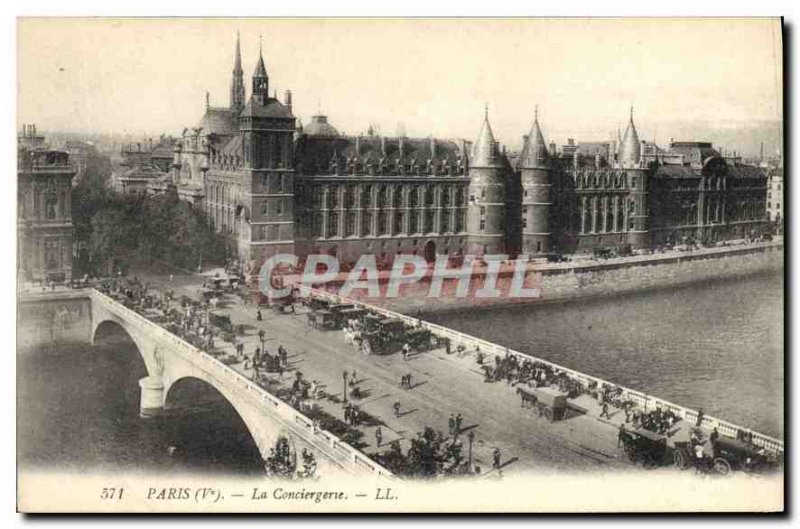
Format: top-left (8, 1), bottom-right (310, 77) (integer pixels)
top-left (311, 210), bottom-right (467, 239)
top-left (301, 184), bottom-right (468, 210)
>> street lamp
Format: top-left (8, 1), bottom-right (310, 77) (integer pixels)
top-left (342, 370), bottom-right (349, 404)
top-left (468, 430), bottom-right (475, 473)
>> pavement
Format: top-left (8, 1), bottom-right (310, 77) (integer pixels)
top-left (131, 264), bottom-right (691, 477)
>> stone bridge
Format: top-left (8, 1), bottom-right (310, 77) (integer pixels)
top-left (87, 289), bottom-right (392, 478)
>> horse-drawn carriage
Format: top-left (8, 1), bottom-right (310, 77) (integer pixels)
top-left (673, 435), bottom-right (781, 476)
top-left (358, 317), bottom-right (408, 355)
top-left (619, 428), bottom-right (669, 469)
top-left (516, 386), bottom-right (568, 422)
top-left (306, 310), bottom-right (337, 330)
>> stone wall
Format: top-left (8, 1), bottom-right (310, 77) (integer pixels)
top-left (17, 291), bottom-right (92, 349)
top-left (375, 243), bottom-right (783, 314)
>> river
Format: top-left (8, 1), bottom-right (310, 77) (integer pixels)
top-left (425, 270), bottom-right (784, 439)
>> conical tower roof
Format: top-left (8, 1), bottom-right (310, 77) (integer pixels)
top-left (618, 107), bottom-right (641, 168)
top-left (253, 38), bottom-right (268, 78)
top-left (471, 107), bottom-right (504, 168)
top-left (520, 108), bottom-right (549, 169)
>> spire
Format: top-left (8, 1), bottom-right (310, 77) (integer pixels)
top-left (234, 31), bottom-right (242, 73)
top-left (253, 36), bottom-right (268, 78)
top-left (618, 106), bottom-right (641, 169)
top-left (230, 32), bottom-right (245, 114)
top-left (251, 35), bottom-right (269, 104)
top-left (520, 107), bottom-right (549, 169)
top-left (471, 107), bottom-right (503, 168)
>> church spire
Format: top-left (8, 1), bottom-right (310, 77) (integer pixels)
top-left (252, 35), bottom-right (269, 105)
top-left (230, 31), bottom-right (245, 116)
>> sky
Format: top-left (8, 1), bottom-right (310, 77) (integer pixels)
top-left (17, 18), bottom-right (783, 155)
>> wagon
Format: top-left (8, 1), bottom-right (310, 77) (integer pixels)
top-left (530, 387), bottom-right (568, 421)
top-left (337, 307), bottom-right (368, 327)
top-left (673, 436), bottom-right (782, 476)
top-left (306, 310), bottom-right (336, 330)
top-left (405, 327), bottom-right (435, 350)
top-left (619, 428), bottom-right (668, 469)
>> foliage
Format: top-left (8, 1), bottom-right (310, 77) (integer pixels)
top-left (72, 178), bottom-right (229, 276)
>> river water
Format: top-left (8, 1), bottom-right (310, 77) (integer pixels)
top-left (426, 270), bottom-right (784, 439)
top-left (17, 271), bottom-right (783, 475)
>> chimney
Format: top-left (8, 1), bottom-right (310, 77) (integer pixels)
top-left (285, 90), bottom-right (293, 114)
top-left (430, 136), bottom-right (436, 159)
top-left (355, 135), bottom-right (361, 157)
top-left (380, 135), bottom-right (386, 156)
top-left (549, 142), bottom-right (556, 156)
top-left (399, 137), bottom-right (405, 159)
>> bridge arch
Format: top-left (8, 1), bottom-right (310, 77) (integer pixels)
top-left (163, 371), bottom-right (283, 464)
top-left (91, 318), bottom-right (155, 377)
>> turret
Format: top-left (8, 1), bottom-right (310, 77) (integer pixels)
top-left (618, 107), bottom-right (649, 248)
top-left (252, 39), bottom-right (269, 106)
top-left (520, 107), bottom-right (552, 255)
top-left (466, 106), bottom-right (507, 256)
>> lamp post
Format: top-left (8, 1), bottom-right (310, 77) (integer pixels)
top-left (468, 430), bottom-right (475, 473)
top-left (342, 370), bottom-right (349, 404)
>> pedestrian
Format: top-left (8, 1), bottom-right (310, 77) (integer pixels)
top-left (455, 413), bottom-right (463, 435)
top-left (375, 427), bottom-right (383, 447)
top-left (399, 374), bottom-right (406, 389)
top-left (600, 401), bottom-right (610, 419)
top-left (257, 308), bottom-right (263, 321)
top-left (277, 362), bottom-right (284, 379)
top-left (696, 408), bottom-right (705, 428)
top-left (617, 424), bottom-right (628, 448)
top-left (393, 401), bottom-right (401, 417)
top-left (406, 373), bottom-right (413, 389)
top-left (492, 447), bottom-right (501, 469)
top-left (448, 414), bottom-right (455, 436)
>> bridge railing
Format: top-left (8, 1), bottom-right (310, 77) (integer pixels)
top-left (301, 286), bottom-right (784, 455)
top-left (90, 289), bottom-right (394, 478)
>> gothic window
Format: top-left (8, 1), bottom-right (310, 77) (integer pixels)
top-left (261, 201), bottom-right (268, 216)
top-left (362, 185), bottom-right (373, 208)
top-left (377, 186), bottom-right (388, 207)
top-left (394, 212), bottom-right (404, 234)
top-left (425, 210), bottom-right (435, 233)
top-left (362, 212), bottom-right (373, 236)
top-left (45, 194), bottom-right (58, 220)
top-left (442, 211), bottom-right (451, 233)
top-left (328, 212), bottom-right (339, 238)
top-left (276, 200), bottom-right (283, 216)
top-left (523, 207), bottom-right (528, 229)
top-left (313, 213), bottom-right (323, 237)
top-left (345, 186), bottom-right (356, 208)
top-left (345, 213), bottom-right (357, 237)
top-left (425, 187), bottom-right (435, 207)
top-left (409, 211), bottom-right (419, 234)
top-left (378, 212), bottom-right (388, 235)
top-left (393, 187), bottom-right (403, 208)
top-left (441, 188), bottom-right (450, 207)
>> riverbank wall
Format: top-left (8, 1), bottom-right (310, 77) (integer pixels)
top-left (17, 289), bottom-right (92, 349)
top-left (372, 241), bottom-right (784, 314)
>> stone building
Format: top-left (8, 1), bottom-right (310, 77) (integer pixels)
top-left (164, 35), bottom-right (769, 273)
top-left (17, 124), bottom-right (76, 283)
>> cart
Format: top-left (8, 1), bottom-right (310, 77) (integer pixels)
top-left (620, 428), bottom-right (668, 469)
top-left (531, 387), bottom-right (568, 421)
top-left (306, 310), bottom-right (336, 330)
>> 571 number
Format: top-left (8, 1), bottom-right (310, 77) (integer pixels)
top-left (100, 487), bottom-right (123, 500)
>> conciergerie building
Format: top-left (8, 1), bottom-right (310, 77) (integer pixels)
top-left (162, 35), bottom-right (768, 272)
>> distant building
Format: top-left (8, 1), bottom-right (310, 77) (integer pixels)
top-left (112, 136), bottom-right (176, 195)
top-left (17, 124), bottom-right (76, 283)
top-left (767, 162), bottom-right (783, 225)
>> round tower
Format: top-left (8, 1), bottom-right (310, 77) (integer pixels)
top-left (467, 108), bottom-right (507, 256)
top-left (520, 109), bottom-right (551, 256)
top-left (617, 107), bottom-right (649, 249)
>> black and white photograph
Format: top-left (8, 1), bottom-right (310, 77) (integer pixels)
top-left (13, 16), bottom-right (785, 513)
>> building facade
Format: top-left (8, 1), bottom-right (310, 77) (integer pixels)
top-left (17, 125), bottom-right (76, 283)
top-left (166, 36), bottom-right (769, 272)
